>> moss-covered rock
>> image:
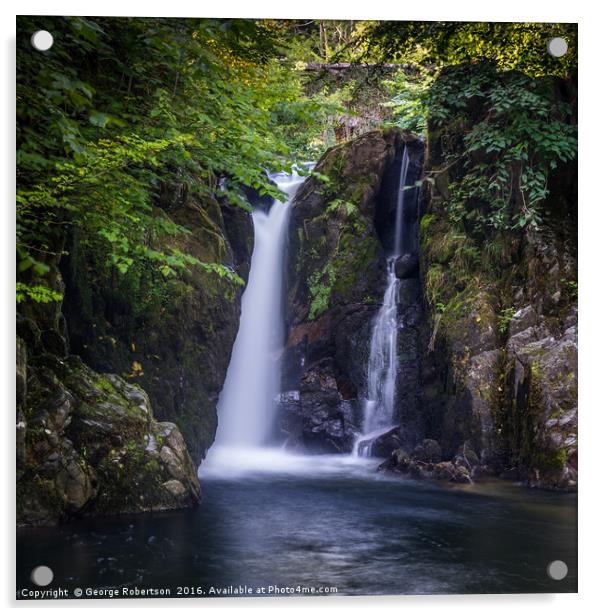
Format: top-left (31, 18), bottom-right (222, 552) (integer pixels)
top-left (418, 67), bottom-right (577, 490)
top-left (378, 439), bottom-right (489, 485)
top-left (60, 182), bottom-right (254, 464)
top-left (17, 346), bottom-right (200, 526)
top-left (281, 128), bottom-right (424, 453)
top-left (504, 321), bottom-right (577, 489)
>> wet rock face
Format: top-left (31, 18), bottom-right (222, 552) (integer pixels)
top-left (374, 138), bottom-right (424, 255)
top-left (418, 70), bottom-right (577, 490)
top-left (394, 253), bottom-right (419, 280)
top-left (378, 440), bottom-right (491, 485)
top-left (17, 342), bottom-right (200, 526)
top-left (60, 185), bottom-right (254, 464)
top-left (463, 349), bottom-right (502, 466)
top-left (279, 363), bottom-right (361, 454)
top-left (504, 312), bottom-right (578, 490)
top-left (412, 438), bottom-right (442, 464)
top-left (282, 128), bottom-right (424, 454)
top-left (418, 247), bottom-right (577, 490)
top-left (369, 428), bottom-right (404, 458)
top-left (394, 277), bottom-right (423, 445)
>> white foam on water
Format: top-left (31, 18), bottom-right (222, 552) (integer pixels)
top-left (201, 447), bottom-right (379, 480)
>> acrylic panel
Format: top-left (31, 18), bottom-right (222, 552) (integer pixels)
top-left (16, 16), bottom-right (578, 600)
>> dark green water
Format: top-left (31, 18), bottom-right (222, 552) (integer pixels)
top-left (16, 454), bottom-right (577, 598)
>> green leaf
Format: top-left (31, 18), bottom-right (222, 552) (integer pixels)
top-left (89, 112), bottom-right (110, 128)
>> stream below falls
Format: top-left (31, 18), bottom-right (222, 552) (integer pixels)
top-left (17, 452), bottom-right (577, 596)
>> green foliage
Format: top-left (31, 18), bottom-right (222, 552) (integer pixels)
top-left (272, 82), bottom-right (350, 160)
top-left (419, 213), bottom-right (435, 237)
top-left (325, 198), bottom-right (356, 217)
top-left (429, 229), bottom-right (477, 266)
top-left (308, 262), bottom-right (336, 320)
top-left (95, 375), bottom-right (116, 395)
top-left (429, 65), bottom-right (577, 232)
top-left (425, 265), bottom-right (446, 306)
top-left (386, 63), bottom-right (577, 232)
top-left (373, 22), bottom-right (577, 233)
top-left (561, 278), bottom-right (578, 300)
top-left (482, 236), bottom-right (506, 271)
top-left (16, 16), bottom-right (332, 303)
top-left (199, 263), bottom-right (244, 287)
top-left (533, 446), bottom-right (568, 473)
top-left (382, 66), bottom-right (434, 133)
top-left (272, 20), bottom-right (367, 64)
top-left (360, 22), bottom-right (577, 78)
top-left (498, 307), bottom-right (516, 336)
top-left (305, 171), bottom-right (379, 321)
top-left (16, 282), bottom-right (62, 304)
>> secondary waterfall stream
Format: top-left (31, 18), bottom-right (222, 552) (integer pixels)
top-left (354, 148), bottom-right (411, 457)
top-left (203, 170), bottom-right (304, 472)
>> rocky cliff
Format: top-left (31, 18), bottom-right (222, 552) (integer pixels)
top-left (385, 68), bottom-right (578, 490)
top-left (282, 80), bottom-right (577, 490)
top-left (16, 178), bottom-right (253, 525)
top-left (280, 128), bottom-right (424, 453)
top-left (59, 182), bottom-right (253, 464)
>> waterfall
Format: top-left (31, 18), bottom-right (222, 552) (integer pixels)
top-left (354, 260), bottom-right (400, 456)
top-left (354, 148), bottom-right (411, 457)
top-left (202, 170), bottom-right (304, 471)
top-left (393, 149), bottom-right (411, 258)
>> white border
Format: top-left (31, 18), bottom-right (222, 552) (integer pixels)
top-left (2, 1), bottom-right (600, 613)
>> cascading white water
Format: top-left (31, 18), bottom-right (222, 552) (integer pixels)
top-left (354, 148), bottom-right (411, 457)
top-left (393, 149), bottom-right (411, 258)
top-left (202, 170), bottom-right (304, 472)
top-left (354, 260), bottom-right (400, 456)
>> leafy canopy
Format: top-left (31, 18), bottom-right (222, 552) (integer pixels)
top-left (16, 16), bottom-right (342, 303)
top-left (368, 22), bottom-right (578, 232)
